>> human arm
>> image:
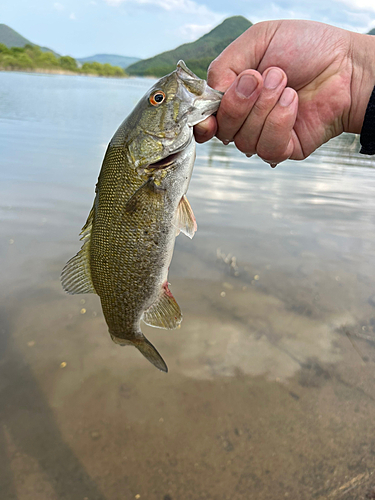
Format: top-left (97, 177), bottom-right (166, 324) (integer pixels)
top-left (194, 20), bottom-right (375, 164)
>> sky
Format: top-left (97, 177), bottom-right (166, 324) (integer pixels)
top-left (1, 0), bottom-right (375, 59)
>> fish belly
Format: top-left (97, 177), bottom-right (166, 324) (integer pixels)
top-left (90, 156), bottom-right (190, 340)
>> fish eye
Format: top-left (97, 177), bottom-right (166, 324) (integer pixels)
top-left (150, 91), bottom-right (166, 106)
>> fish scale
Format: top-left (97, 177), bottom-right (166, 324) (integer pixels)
top-left (61, 61), bottom-right (222, 372)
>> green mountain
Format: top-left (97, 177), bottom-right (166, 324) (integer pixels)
top-left (368, 28), bottom-right (375, 35)
top-left (0, 23), bottom-right (59, 56)
top-left (126, 16), bottom-right (252, 79)
top-left (0, 23), bottom-right (31, 48)
top-left (77, 54), bottom-right (141, 69)
top-left (0, 44), bottom-right (127, 77)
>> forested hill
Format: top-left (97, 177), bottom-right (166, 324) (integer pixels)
top-left (126, 16), bottom-right (252, 78)
top-left (0, 44), bottom-right (127, 77)
top-left (77, 54), bottom-right (140, 69)
top-left (0, 24), bottom-right (58, 56)
top-left (0, 24), bottom-right (128, 77)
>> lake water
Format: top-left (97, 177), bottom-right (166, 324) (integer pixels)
top-left (1, 71), bottom-right (375, 500)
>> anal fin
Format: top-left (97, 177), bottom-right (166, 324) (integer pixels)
top-left (142, 283), bottom-right (182, 329)
top-left (175, 195), bottom-right (197, 239)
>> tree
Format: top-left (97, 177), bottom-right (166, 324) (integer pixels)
top-left (36, 52), bottom-right (59, 67)
top-left (0, 43), bottom-right (10, 55)
top-left (59, 56), bottom-right (78, 72)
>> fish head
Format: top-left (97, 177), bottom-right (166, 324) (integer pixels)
top-left (124, 60), bottom-right (223, 170)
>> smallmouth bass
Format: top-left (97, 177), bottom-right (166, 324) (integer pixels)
top-left (61, 61), bottom-right (222, 372)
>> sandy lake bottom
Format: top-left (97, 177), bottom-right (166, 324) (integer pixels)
top-left (2, 71), bottom-right (375, 499)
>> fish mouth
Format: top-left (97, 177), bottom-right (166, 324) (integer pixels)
top-left (147, 135), bottom-right (193, 170)
top-left (148, 151), bottom-right (181, 170)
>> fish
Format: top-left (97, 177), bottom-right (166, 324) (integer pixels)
top-left (61, 61), bottom-right (222, 373)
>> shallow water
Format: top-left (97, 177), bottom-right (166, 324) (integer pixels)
top-left (1, 71), bottom-right (375, 500)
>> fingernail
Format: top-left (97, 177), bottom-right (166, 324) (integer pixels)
top-left (223, 139), bottom-right (230, 145)
top-left (245, 153), bottom-right (253, 158)
top-left (279, 87), bottom-right (295, 107)
top-left (236, 74), bottom-right (258, 98)
top-left (264, 68), bottom-right (283, 90)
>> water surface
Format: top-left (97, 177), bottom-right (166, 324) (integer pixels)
top-left (1, 71), bottom-right (375, 500)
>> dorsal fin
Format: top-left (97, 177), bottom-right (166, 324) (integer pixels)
top-left (175, 195), bottom-right (197, 239)
top-left (80, 205), bottom-right (95, 239)
top-left (142, 283), bottom-right (182, 329)
top-left (61, 202), bottom-right (96, 295)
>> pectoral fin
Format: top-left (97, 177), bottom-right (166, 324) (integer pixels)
top-left (142, 283), bottom-right (182, 329)
top-left (175, 195), bottom-right (197, 239)
top-left (125, 179), bottom-right (164, 214)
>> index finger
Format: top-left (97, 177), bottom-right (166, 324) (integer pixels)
top-left (195, 69), bottom-right (263, 144)
top-left (207, 22), bottom-right (280, 90)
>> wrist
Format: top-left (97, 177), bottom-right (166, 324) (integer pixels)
top-left (347, 32), bottom-right (375, 134)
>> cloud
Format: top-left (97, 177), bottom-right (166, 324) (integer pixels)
top-left (338, 0), bottom-right (375, 11)
top-left (105, 0), bottom-right (217, 17)
top-left (53, 2), bottom-right (65, 11)
top-left (180, 23), bottom-right (216, 40)
top-left (246, 0), bottom-right (375, 32)
top-left (104, 0), bottom-right (226, 40)
top-left (69, 12), bottom-right (77, 20)
top-left (335, 0), bottom-right (375, 31)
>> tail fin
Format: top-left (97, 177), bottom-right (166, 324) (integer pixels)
top-left (135, 336), bottom-right (168, 373)
top-left (110, 333), bottom-right (168, 373)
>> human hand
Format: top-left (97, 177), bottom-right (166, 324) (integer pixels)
top-left (195, 20), bottom-right (375, 164)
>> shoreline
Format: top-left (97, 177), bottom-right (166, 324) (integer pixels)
top-left (0, 67), bottom-right (128, 78)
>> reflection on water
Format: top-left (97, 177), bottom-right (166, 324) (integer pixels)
top-left (1, 71), bottom-right (375, 499)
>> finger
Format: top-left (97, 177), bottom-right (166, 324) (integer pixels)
top-left (256, 87), bottom-right (298, 164)
top-left (207, 57), bottom-right (238, 92)
top-left (194, 115), bottom-right (217, 143)
top-left (215, 69), bottom-right (263, 144)
top-left (207, 22), bottom-right (281, 90)
top-left (233, 67), bottom-right (288, 154)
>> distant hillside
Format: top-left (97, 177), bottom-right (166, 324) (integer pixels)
top-left (77, 54), bottom-right (141, 69)
top-left (0, 44), bottom-right (127, 78)
top-left (0, 23), bottom-right (59, 56)
top-left (0, 24), bottom-right (31, 48)
top-left (126, 16), bottom-right (252, 78)
top-left (368, 28), bottom-right (375, 35)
